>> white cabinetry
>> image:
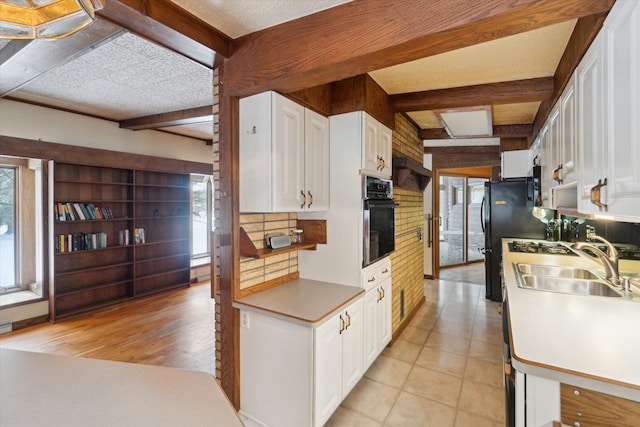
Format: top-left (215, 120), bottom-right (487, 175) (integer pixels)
top-left (361, 259), bottom-right (392, 370)
top-left (240, 91), bottom-right (329, 212)
top-left (362, 112), bottom-right (392, 178)
top-left (239, 297), bottom-right (363, 427)
top-left (577, 0), bottom-right (640, 220)
top-left (315, 298), bottom-right (364, 427)
top-left (559, 75), bottom-right (577, 185)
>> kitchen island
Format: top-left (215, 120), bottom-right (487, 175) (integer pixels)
top-left (502, 239), bottom-right (640, 426)
top-left (0, 348), bottom-right (243, 427)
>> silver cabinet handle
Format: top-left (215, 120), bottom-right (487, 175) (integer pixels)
top-left (300, 190), bottom-right (306, 210)
top-left (307, 190), bottom-right (313, 208)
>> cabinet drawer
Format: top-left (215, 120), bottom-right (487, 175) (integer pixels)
top-left (561, 384), bottom-right (640, 427)
top-left (360, 258), bottom-right (391, 292)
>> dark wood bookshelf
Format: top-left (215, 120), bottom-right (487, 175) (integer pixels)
top-left (50, 163), bottom-right (192, 321)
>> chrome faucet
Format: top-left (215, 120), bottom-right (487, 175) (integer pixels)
top-left (571, 229), bottom-right (619, 281)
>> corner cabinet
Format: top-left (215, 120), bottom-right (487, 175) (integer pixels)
top-left (51, 163), bottom-right (190, 320)
top-left (362, 112), bottom-right (392, 178)
top-left (239, 297), bottom-right (364, 427)
top-left (240, 91), bottom-right (330, 212)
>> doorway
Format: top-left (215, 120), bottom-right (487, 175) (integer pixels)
top-left (437, 169), bottom-right (490, 269)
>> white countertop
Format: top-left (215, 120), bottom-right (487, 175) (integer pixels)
top-left (233, 278), bottom-right (364, 326)
top-left (0, 349), bottom-right (244, 427)
top-left (502, 239), bottom-right (640, 401)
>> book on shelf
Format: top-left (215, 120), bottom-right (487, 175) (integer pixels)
top-left (55, 202), bottom-right (115, 221)
top-left (55, 232), bottom-right (107, 253)
top-left (134, 228), bottom-right (146, 244)
top-left (119, 229), bottom-right (130, 246)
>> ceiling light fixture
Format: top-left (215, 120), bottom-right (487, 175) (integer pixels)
top-left (435, 106), bottom-right (493, 138)
top-left (0, 0), bottom-right (100, 40)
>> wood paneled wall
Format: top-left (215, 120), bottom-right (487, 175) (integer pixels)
top-left (390, 114), bottom-right (425, 336)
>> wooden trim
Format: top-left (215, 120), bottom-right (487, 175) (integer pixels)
top-left (10, 314), bottom-right (49, 330)
top-left (238, 227), bottom-right (317, 259)
top-left (97, 0), bottom-right (230, 67)
top-left (391, 77), bottom-right (554, 112)
top-left (217, 63), bottom-right (240, 408)
top-left (532, 12), bottom-right (610, 138)
top-left (285, 84), bottom-right (333, 117)
top-left (120, 106), bottom-right (215, 130)
top-left (0, 135), bottom-right (212, 175)
top-left (224, 0), bottom-right (614, 96)
top-left (425, 145), bottom-right (501, 169)
top-left (296, 219), bottom-right (327, 245)
top-left (331, 74), bottom-right (394, 130)
top-left (419, 124), bottom-right (533, 140)
top-left (237, 272), bottom-right (300, 299)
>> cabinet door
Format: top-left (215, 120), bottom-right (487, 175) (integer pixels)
top-left (341, 299), bottom-right (364, 398)
top-left (314, 311), bottom-right (343, 427)
top-left (362, 289), bottom-right (379, 371)
top-left (272, 94), bottom-right (305, 211)
top-left (605, 0), bottom-right (640, 219)
top-left (547, 104), bottom-right (561, 194)
top-left (539, 124), bottom-right (551, 208)
top-left (304, 109), bottom-right (330, 211)
top-left (379, 124), bottom-right (393, 177)
top-left (377, 279), bottom-right (392, 353)
top-left (577, 34), bottom-right (606, 215)
top-left (362, 113), bottom-right (380, 174)
top-left (560, 76), bottom-right (577, 184)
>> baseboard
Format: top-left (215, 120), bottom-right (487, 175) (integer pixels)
top-left (11, 314), bottom-right (49, 331)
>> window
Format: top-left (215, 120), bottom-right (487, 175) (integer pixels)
top-left (0, 166), bottom-right (17, 291)
top-left (191, 174), bottom-right (213, 258)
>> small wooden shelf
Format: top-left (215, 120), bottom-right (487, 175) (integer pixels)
top-left (392, 157), bottom-right (432, 191)
top-left (239, 227), bottom-right (317, 258)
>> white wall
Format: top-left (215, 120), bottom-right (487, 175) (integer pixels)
top-left (0, 99), bottom-right (213, 326)
top-left (0, 99), bottom-right (212, 162)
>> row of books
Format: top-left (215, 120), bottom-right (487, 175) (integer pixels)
top-left (56, 232), bottom-right (107, 253)
top-left (119, 228), bottom-right (146, 245)
top-left (55, 202), bottom-right (115, 221)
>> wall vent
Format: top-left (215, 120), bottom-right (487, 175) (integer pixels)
top-left (0, 322), bottom-right (13, 335)
top-left (400, 289), bottom-right (405, 319)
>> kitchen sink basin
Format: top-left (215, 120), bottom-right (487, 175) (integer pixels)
top-left (516, 263), bottom-right (600, 279)
top-left (518, 275), bottom-right (623, 297)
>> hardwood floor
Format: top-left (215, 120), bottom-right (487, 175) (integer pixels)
top-left (0, 281), bottom-right (216, 375)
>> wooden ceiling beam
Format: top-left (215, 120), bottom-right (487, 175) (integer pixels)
top-left (390, 78), bottom-right (554, 112)
top-left (425, 145), bottom-right (501, 169)
top-left (119, 105), bottom-right (215, 130)
top-left (223, 0), bottom-right (614, 97)
top-left (98, 0), bottom-right (231, 68)
top-left (419, 124), bottom-right (533, 140)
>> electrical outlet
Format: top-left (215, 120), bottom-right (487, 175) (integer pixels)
top-left (240, 311), bottom-right (250, 329)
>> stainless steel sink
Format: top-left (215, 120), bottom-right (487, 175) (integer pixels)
top-left (516, 263), bottom-right (600, 280)
top-left (519, 275), bottom-right (623, 297)
top-left (513, 263), bottom-right (623, 297)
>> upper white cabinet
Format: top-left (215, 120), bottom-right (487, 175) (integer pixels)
top-left (240, 91), bottom-right (329, 212)
top-left (559, 75), bottom-right (577, 185)
top-left (362, 112), bottom-right (392, 178)
top-left (577, 0), bottom-right (640, 220)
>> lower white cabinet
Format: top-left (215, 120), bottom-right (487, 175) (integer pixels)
top-left (239, 297), bottom-right (364, 427)
top-left (363, 279), bottom-right (392, 370)
top-left (314, 298), bottom-right (363, 426)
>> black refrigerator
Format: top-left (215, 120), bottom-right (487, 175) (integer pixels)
top-left (482, 178), bottom-right (546, 301)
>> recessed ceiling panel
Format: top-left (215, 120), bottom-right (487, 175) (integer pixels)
top-left (369, 20), bottom-right (576, 95)
top-left (171, 0), bottom-right (353, 38)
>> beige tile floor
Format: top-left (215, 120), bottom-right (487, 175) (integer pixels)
top-left (325, 263), bottom-right (505, 427)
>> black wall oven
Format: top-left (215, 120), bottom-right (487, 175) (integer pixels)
top-left (363, 176), bottom-right (395, 267)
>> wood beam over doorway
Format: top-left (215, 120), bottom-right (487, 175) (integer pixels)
top-left (119, 105), bottom-right (215, 130)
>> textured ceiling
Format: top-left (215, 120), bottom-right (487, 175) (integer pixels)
top-left (12, 32), bottom-right (214, 121)
top-left (170, 0), bottom-right (353, 38)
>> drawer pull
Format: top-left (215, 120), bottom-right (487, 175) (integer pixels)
top-left (368, 277), bottom-right (376, 283)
